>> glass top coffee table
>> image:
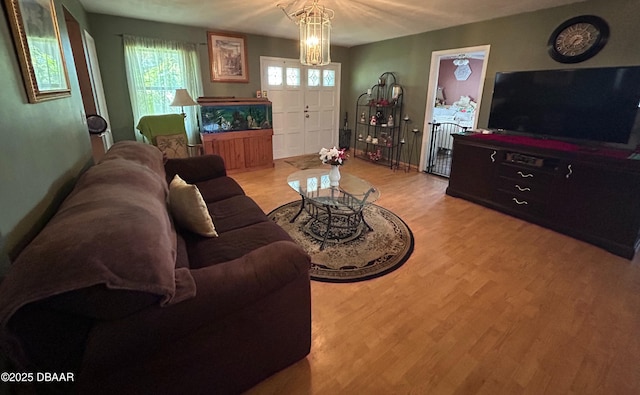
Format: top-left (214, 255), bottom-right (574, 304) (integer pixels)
top-left (287, 169), bottom-right (380, 250)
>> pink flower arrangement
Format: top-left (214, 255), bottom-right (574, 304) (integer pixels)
top-left (367, 149), bottom-right (382, 161)
top-left (319, 147), bottom-right (348, 166)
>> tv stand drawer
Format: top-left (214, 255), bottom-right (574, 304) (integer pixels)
top-left (497, 177), bottom-right (547, 200)
top-left (494, 190), bottom-right (546, 217)
top-left (499, 163), bottom-right (554, 185)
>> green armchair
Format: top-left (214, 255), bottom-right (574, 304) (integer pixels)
top-left (136, 114), bottom-right (202, 158)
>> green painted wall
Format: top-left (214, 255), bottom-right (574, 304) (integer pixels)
top-left (88, 0), bottom-right (640, 163)
top-left (349, 0), bottom-right (640, 164)
top-left (86, 14), bottom-right (350, 142)
top-left (1, 0), bottom-right (638, 276)
top-left (0, 0), bottom-right (92, 274)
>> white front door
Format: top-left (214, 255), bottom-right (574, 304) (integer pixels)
top-left (304, 67), bottom-right (339, 154)
top-left (261, 57), bottom-right (340, 159)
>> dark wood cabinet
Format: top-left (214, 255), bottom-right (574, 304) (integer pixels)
top-left (549, 161), bottom-right (640, 252)
top-left (448, 142), bottom-right (499, 202)
top-left (446, 133), bottom-right (640, 259)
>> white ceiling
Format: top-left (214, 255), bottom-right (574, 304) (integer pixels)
top-left (78, 0), bottom-right (588, 47)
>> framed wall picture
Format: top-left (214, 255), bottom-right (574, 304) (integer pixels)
top-left (207, 32), bottom-right (249, 83)
top-left (4, 0), bottom-right (71, 102)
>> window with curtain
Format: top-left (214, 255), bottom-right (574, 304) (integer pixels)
top-left (124, 35), bottom-right (203, 143)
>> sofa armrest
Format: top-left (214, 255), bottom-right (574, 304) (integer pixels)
top-left (164, 154), bottom-right (227, 184)
top-left (172, 239), bottom-right (311, 322)
top-left (189, 240), bottom-right (311, 316)
top-left (82, 241), bottom-right (311, 369)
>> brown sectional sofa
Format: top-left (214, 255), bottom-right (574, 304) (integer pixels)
top-left (0, 141), bottom-right (311, 394)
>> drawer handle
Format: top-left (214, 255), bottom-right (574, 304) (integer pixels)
top-left (512, 198), bottom-right (528, 205)
top-left (517, 171), bottom-right (534, 178)
top-left (515, 184), bottom-right (531, 192)
top-left (490, 150), bottom-right (496, 163)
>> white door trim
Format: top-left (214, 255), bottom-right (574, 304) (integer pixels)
top-left (419, 45), bottom-right (491, 171)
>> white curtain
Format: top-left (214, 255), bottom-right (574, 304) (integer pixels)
top-left (123, 35), bottom-right (203, 143)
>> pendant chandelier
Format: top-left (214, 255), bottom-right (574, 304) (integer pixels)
top-left (279, 0), bottom-right (334, 66)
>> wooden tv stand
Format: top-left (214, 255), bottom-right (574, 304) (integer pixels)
top-left (446, 133), bottom-right (640, 259)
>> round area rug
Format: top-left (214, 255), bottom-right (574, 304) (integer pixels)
top-left (268, 201), bottom-right (414, 283)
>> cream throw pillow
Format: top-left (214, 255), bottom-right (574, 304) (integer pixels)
top-left (169, 175), bottom-right (218, 237)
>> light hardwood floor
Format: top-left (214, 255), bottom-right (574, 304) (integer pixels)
top-left (233, 154), bottom-right (640, 395)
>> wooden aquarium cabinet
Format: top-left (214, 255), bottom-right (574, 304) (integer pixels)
top-left (198, 97), bottom-right (274, 174)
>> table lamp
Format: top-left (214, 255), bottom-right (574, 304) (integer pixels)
top-left (170, 89), bottom-right (197, 118)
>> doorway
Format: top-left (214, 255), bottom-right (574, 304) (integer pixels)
top-left (260, 57), bottom-right (341, 159)
top-left (63, 7), bottom-right (112, 162)
top-left (419, 45), bottom-right (490, 176)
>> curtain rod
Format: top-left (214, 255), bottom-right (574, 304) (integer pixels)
top-left (116, 34), bottom-right (206, 45)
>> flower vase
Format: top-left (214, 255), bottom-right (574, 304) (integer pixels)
top-left (329, 165), bottom-right (341, 187)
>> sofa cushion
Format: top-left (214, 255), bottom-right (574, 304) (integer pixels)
top-left (164, 154), bottom-right (227, 184)
top-left (184, 221), bottom-right (295, 268)
top-left (196, 176), bottom-right (246, 203)
top-left (207, 195), bottom-right (269, 233)
top-left (169, 175), bottom-right (218, 237)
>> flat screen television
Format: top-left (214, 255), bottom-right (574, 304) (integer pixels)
top-left (487, 66), bottom-right (640, 147)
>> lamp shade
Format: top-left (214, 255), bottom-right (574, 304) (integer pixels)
top-left (170, 89), bottom-right (197, 107)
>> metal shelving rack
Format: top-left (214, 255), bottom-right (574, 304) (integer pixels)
top-left (353, 72), bottom-right (404, 169)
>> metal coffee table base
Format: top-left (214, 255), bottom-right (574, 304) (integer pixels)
top-left (290, 196), bottom-right (373, 250)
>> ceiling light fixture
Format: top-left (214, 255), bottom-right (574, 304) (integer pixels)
top-left (453, 56), bottom-right (471, 81)
top-left (278, 0), bottom-right (334, 66)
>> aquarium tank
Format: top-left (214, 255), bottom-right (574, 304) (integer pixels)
top-left (199, 100), bottom-right (273, 133)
